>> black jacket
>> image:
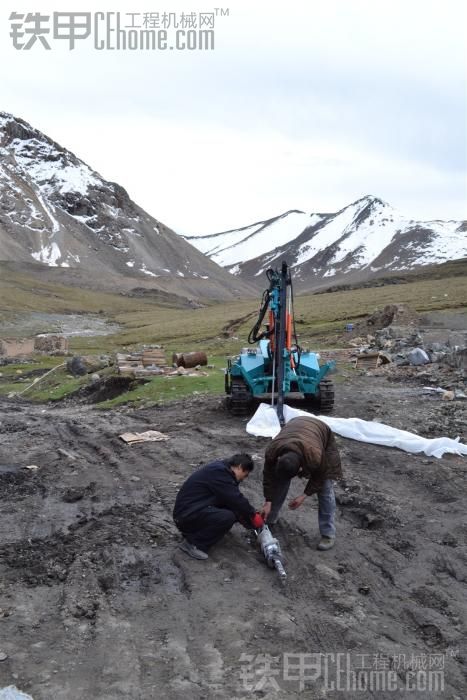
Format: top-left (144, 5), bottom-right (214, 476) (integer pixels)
top-left (173, 460), bottom-right (255, 522)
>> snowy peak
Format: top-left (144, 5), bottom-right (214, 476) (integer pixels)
top-left (0, 112), bottom-right (253, 299)
top-left (0, 111), bottom-right (100, 197)
top-left (0, 111), bottom-right (138, 249)
top-left (182, 195), bottom-right (467, 290)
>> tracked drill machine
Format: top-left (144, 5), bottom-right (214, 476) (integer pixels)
top-left (225, 261), bottom-right (335, 424)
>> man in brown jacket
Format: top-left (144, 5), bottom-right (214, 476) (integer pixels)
top-left (261, 416), bottom-right (343, 550)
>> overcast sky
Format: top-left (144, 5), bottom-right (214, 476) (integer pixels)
top-left (1, 0), bottom-right (466, 233)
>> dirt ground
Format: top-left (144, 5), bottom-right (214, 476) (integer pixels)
top-left (0, 371), bottom-right (466, 699)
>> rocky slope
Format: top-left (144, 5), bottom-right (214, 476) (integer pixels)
top-left (0, 112), bottom-right (253, 301)
top-left (183, 196), bottom-right (467, 291)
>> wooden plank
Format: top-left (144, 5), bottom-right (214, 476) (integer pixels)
top-left (355, 353), bottom-right (380, 369)
top-left (142, 349), bottom-right (167, 367)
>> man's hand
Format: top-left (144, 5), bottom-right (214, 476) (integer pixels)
top-left (261, 501), bottom-right (272, 521)
top-left (288, 494), bottom-right (307, 510)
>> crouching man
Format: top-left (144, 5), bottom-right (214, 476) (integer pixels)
top-left (173, 453), bottom-right (264, 560)
top-left (261, 416), bottom-right (343, 551)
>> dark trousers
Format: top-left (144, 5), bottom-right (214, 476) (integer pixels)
top-left (174, 506), bottom-right (237, 552)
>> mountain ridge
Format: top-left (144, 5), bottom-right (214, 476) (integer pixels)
top-left (0, 111), bottom-right (255, 300)
top-left (183, 195), bottom-right (467, 291)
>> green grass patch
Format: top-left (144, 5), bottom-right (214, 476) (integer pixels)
top-left (97, 369), bottom-right (226, 409)
top-left (97, 356), bottom-right (229, 409)
top-left (0, 362), bottom-right (87, 400)
top-left (31, 371), bottom-right (87, 401)
top-left (0, 356), bottom-right (59, 377)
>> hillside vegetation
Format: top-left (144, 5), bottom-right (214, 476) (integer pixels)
top-left (1, 261), bottom-right (465, 406)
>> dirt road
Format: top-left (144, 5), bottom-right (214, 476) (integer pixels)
top-left (0, 373), bottom-right (466, 699)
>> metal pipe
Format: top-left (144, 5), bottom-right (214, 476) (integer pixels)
top-left (270, 330), bottom-right (276, 407)
top-left (276, 261), bottom-right (288, 426)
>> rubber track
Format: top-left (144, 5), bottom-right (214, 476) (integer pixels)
top-left (318, 378), bottom-right (334, 413)
top-left (228, 377), bottom-right (253, 416)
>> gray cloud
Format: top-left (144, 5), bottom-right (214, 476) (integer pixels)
top-left (1, 0), bottom-right (465, 228)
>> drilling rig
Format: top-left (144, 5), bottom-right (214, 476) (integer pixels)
top-left (225, 261), bottom-right (335, 425)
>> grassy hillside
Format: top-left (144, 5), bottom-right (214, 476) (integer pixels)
top-left (315, 257), bottom-right (467, 294)
top-left (1, 260), bottom-right (466, 351)
top-left (1, 261), bottom-right (465, 406)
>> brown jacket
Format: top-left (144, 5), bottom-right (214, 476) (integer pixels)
top-left (263, 416), bottom-right (343, 499)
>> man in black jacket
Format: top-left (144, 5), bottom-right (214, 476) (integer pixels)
top-left (173, 453), bottom-right (264, 560)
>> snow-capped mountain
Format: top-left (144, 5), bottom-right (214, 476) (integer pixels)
top-left (183, 197), bottom-right (467, 290)
top-left (0, 112), bottom-right (253, 300)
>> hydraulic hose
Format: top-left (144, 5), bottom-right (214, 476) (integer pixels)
top-left (248, 289), bottom-right (271, 344)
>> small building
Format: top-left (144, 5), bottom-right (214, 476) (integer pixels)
top-left (0, 335), bottom-right (69, 358)
top-left (0, 337), bottom-right (35, 358)
top-left (34, 335), bottom-right (69, 354)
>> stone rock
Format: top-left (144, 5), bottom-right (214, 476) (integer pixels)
top-left (349, 336), bottom-right (367, 347)
top-left (315, 563), bottom-right (341, 581)
top-left (62, 487), bottom-right (85, 503)
top-left (408, 348), bottom-right (430, 366)
top-left (66, 356), bottom-right (87, 376)
top-left (361, 513), bottom-right (384, 530)
top-left (366, 304), bottom-right (419, 330)
top-left (430, 352), bottom-right (447, 363)
top-left (80, 355), bottom-right (111, 373)
top-left (67, 355), bottom-right (110, 376)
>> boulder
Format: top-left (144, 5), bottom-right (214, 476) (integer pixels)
top-left (408, 348), bottom-right (430, 366)
top-left (67, 355), bottom-right (110, 376)
top-left (67, 356), bottom-right (87, 376)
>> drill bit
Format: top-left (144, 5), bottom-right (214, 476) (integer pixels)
top-left (256, 525), bottom-right (287, 582)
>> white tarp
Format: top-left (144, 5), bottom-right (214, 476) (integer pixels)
top-left (246, 403), bottom-right (467, 459)
top-left (0, 689), bottom-right (34, 700)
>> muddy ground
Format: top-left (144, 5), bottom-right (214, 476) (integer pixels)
top-left (0, 371), bottom-right (466, 699)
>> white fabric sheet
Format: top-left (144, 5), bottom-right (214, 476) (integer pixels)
top-left (246, 403), bottom-right (467, 459)
top-left (0, 689), bottom-right (34, 700)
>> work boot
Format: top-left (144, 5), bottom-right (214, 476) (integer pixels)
top-left (317, 536), bottom-right (335, 551)
top-left (179, 539), bottom-right (209, 560)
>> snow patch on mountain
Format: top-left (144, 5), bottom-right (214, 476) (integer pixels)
top-left (31, 241), bottom-right (61, 266)
top-left (140, 264), bottom-right (158, 277)
top-left (34, 190), bottom-right (60, 233)
top-left (294, 202), bottom-right (365, 266)
top-left (185, 211), bottom-right (312, 267)
top-left (184, 195), bottom-right (467, 285)
top-left (12, 139), bottom-right (101, 197)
